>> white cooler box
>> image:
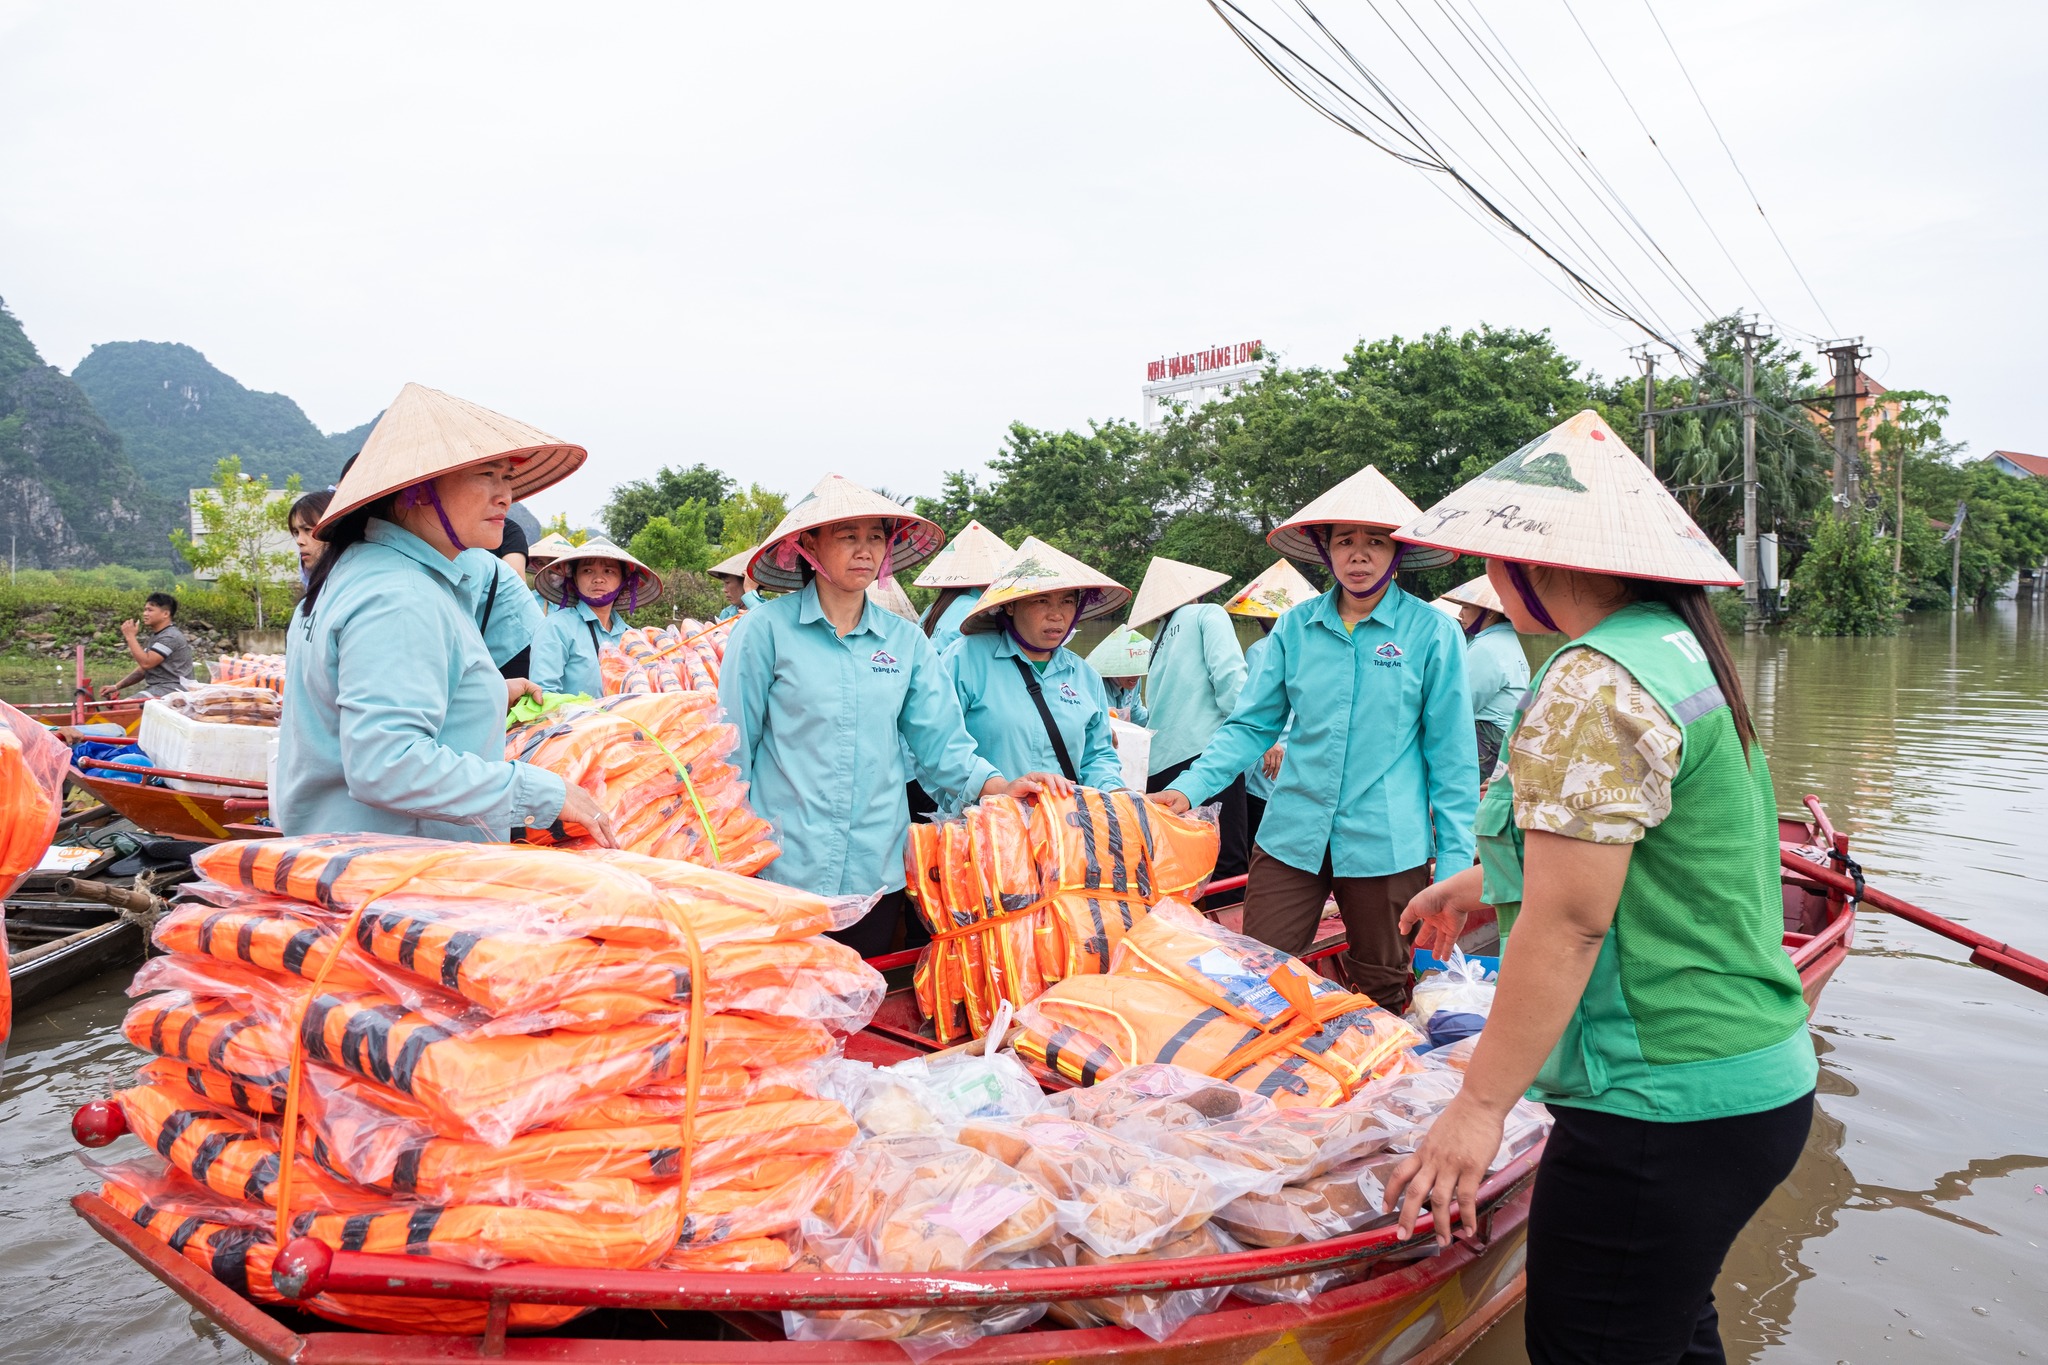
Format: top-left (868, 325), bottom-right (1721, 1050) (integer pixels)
top-left (1108, 717), bottom-right (1153, 793)
top-left (137, 699), bottom-right (278, 795)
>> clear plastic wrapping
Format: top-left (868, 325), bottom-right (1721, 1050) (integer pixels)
top-left (1044, 1221), bottom-right (1240, 1341)
top-left (157, 683), bottom-right (281, 726)
top-left (814, 1051), bottom-right (1049, 1138)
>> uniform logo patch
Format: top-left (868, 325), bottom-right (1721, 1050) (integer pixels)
top-left (1373, 641), bottom-right (1405, 668)
top-left (869, 649), bottom-right (900, 673)
top-left (1058, 683), bottom-right (1082, 703)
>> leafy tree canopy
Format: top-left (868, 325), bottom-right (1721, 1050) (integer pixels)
top-left (628, 499), bottom-right (714, 574)
top-left (600, 463), bottom-right (735, 545)
top-left (170, 456), bottom-right (301, 629)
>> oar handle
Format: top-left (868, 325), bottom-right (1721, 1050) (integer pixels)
top-left (1781, 851), bottom-right (2048, 995)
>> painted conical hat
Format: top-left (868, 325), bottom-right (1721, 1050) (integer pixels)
top-left (1085, 627), bottom-right (1154, 679)
top-left (913, 520), bottom-right (1011, 589)
top-left (1126, 556), bottom-right (1232, 631)
top-left (318, 383), bottom-right (585, 534)
top-left (961, 537), bottom-right (1131, 635)
top-left (708, 545), bottom-right (757, 580)
top-left (867, 573), bottom-right (921, 622)
top-left (1224, 560), bottom-right (1320, 618)
top-left (1439, 573), bottom-right (1505, 615)
top-left (1268, 465), bottom-right (1456, 570)
top-left (533, 538), bottom-right (665, 609)
top-left (526, 531), bottom-right (577, 567)
top-left (746, 475), bottom-right (944, 594)
top-left (1395, 410), bottom-right (1740, 585)
top-left (1428, 595), bottom-right (1464, 620)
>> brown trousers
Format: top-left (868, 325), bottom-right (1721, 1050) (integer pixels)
top-left (1239, 845), bottom-right (1430, 1011)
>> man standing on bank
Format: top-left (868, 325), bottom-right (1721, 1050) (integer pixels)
top-left (99, 593), bottom-right (194, 699)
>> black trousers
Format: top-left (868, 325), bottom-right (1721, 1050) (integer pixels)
top-left (1147, 755), bottom-right (1248, 908)
top-left (827, 888), bottom-right (926, 960)
top-left (1526, 1091), bottom-right (1815, 1365)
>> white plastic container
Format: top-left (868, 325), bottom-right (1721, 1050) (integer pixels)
top-left (137, 699), bottom-right (277, 795)
top-left (1108, 717), bottom-right (1153, 793)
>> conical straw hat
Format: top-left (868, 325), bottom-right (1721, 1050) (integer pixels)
top-left (318, 383), bottom-right (585, 535)
top-left (1268, 465), bottom-right (1456, 570)
top-left (961, 537), bottom-right (1130, 635)
top-left (1439, 573), bottom-right (1505, 615)
top-left (533, 538), bottom-right (666, 610)
top-left (914, 520), bottom-right (1011, 589)
top-left (747, 475), bottom-right (944, 593)
top-left (1126, 556), bottom-right (1232, 631)
top-left (867, 573), bottom-right (921, 622)
top-left (526, 531), bottom-right (577, 567)
top-left (1394, 410), bottom-right (1740, 585)
top-left (708, 545), bottom-right (757, 580)
top-left (1224, 560), bottom-right (1320, 618)
top-left (1427, 595), bottom-right (1464, 620)
top-left (1085, 627), bottom-right (1154, 679)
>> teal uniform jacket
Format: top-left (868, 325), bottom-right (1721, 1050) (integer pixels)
top-left (1464, 620), bottom-right (1529, 730)
top-left (530, 601), bottom-right (626, 699)
top-left (719, 581), bottom-right (1000, 896)
top-left (1241, 634), bottom-right (1293, 802)
top-left (457, 549), bottom-right (542, 668)
top-left (278, 519), bottom-right (566, 841)
top-left (717, 590), bottom-right (766, 623)
top-left (1144, 603), bottom-right (1247, 773)
top-left (927, 589), bottom-right (983, 657)
top-left (1104, 681), bottom-right (1149, 727)
top-left (940, 630), bottom-right (1124, 796)
top-left (1167, 584), bottom-right (1478, 879)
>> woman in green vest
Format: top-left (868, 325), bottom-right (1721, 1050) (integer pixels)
top-left (1382, 411), bottom-right (1817, 1365)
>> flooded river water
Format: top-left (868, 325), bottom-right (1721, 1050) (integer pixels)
top-left (3, 605), bottom-right (2044, 1362)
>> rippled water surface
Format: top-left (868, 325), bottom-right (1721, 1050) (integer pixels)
top-left (4, 606), bottom-right (2044, 1363)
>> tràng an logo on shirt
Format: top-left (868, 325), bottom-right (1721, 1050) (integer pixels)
top-left (869, 649), bottom-right (900, 674)
top-left (1057, 682), bottom-right (1082, 703)
top-left (1373, 641), bottom-right (1405, 668)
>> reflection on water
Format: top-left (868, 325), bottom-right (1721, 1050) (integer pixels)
top-left (4, 606), bottom-right (2046, 1361)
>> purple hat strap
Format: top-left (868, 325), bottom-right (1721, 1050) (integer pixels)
top-left (1004, 588), bottom-right (1094, 653)
top-left (564, 559), bottom-right (639, 610)
top-left (1504, 561), bottom-right (1562, 633)
top-left (400, 482), bottom-right (468, 552)
top-left (1306, 525), bottom-right (1403, 600)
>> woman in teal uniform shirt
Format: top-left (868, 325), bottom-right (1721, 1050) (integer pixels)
top-left (1441, 572), bottom-right (1531, 782)
top-left (1083, 627), bottom-right (1152, 725)
top-left (1385, 411), bottom-right (1817, 1365)
top-left (719, 477), bottom-right (1062, 957)
top-left (915, 519), bottom-right (1011, 656)
top-left (280, 382), bottom-right (615, 845)
top-left (940, 537), bottom-right (1128, 795)
top-left (709, 544), bottom-right (763, 622)
top-left (529, 540), bottom-right (663, 698)
top-left (1223, 560), bottom-right (1318, 841)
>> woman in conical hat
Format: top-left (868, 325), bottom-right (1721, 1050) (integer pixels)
top-left (281, 383), bottom-right (614, 846)
top-left (720, 476), bottom-right (1063, 957)
top-left (1382, 411), bottom-right (1814, 1364)
top-left (915, 519), bottom-right (1011, 653)
top-left (1146, 465), bottom-right (1477, 1009)
top-left (1083, 627), bottom-right (1153, 725)
top-left (1224, 560), bottom-right (1318, 841)
top-left (1126, 555), bottom-right (1250, 902)
top-left (1440, 574), bottom-right (1529, 784)
top-left (708, 544), bottom-right (764, 622)
top-left (528, 540), bottom-right (665, 699)
top-left (941, 537), bottom-right (1132, 796)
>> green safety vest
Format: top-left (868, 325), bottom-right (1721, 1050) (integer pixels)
top-left (1476, 603), bottom-right (1816, 1122)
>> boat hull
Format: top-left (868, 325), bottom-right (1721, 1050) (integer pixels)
top-left (67, 765), bottom-right (273, 843)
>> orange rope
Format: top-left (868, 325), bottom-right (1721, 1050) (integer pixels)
top-left (670, 913), bottom-right (706, 1248)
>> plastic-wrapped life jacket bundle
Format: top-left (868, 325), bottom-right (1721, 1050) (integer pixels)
top-left (604, 623), bottom-right (734, 696)
top-left (207, 653), bottom-right (287, 694)
top-left (907, 788), bottom-right (1220, 1046)
top-left (1015, 900), bottom-right (1425, 1107)
top-left (2, 699), bottom-right (72, 1063)
top-left (507, 691), bottom-right (778, 877)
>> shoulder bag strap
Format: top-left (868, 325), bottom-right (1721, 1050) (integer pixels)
top-left (586, 619), bottom-right (601, 659)
top-left (1010, 656), bottom-right (1079, 783)
top-left (479, 571), bottom-right (500, 634)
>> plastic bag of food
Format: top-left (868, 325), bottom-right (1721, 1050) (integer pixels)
top-left (817, 1051), bottom-right (1048, 1138)
top-left (1215, 1151), bottom-right (1404, 1248)
top-left (1044, 1221), bottom-right (1239, 1341)
top-left (159, 684), bottom-right (281, 726)
top-left (1406, 949), bottom-right (1496, 1032)
top-left (953, 1113), bottom-right (1221, 1257)
top-left (1044, 1063), bottom-right (1300, 1201)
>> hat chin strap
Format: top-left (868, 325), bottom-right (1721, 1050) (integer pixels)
top-left (1307, 527), bottom-right (1402, 600)
top-left (1504, 561), bottom-right (1563, 633)
top-left (783, 520), bottom-right (897, 589)
top-left (400, 483), bottom-right (468, 553)
top-left (1005, 589), bottom-right (1095, 654)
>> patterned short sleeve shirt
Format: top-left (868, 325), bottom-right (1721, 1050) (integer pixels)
top-left (1508, 645), bottom-right (1683, 844)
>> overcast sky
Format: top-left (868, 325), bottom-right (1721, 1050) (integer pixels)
top-left (3, 1), bottom-right (2041, 528)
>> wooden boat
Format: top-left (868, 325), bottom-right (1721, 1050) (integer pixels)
top-left (67, 760), bottom-right (274, 843)
top-left (5, 877), bottom-right (174, 1010)
top-left (7, 919), bottom-right (145, 1009)
top-left (69, 804), bottom-right (1860, 1364)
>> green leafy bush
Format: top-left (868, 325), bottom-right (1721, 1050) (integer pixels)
top-left (1786, 513), bottom-right (1900, 636)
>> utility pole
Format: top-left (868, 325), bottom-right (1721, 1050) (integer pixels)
top-left (1738, 320), bottom-right (1764, 623)
top-left (1820, 338), bottom-right (1870, 507)
top-left (1629, 345), bottom-right (1660, 471)
top-left (1948, 500), bottom-right (1968, 612)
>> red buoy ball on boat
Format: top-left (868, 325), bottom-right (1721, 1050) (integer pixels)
top-left (273, 1237), bottom-right (332, 1301)
top-left (71, 1099), bottom-right (127, 1148)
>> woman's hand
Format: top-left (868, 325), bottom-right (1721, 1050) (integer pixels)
top-left (557, 784), bottom-right (620, 848)
top-left (505, 677), bottom-right (544, 712)
top-left (987, 771), bottom-right (1072, 801)
top-left (1398, 865), bottom-right (1485, 960)
top-left (1146, 789), bottom-right (1191, 815)
top-left (1261, 744), bottom-right (1285, 780)
top-left (1383, 1092), bottom-right (1505, 1246)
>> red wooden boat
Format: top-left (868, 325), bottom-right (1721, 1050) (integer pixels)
top-left (67, 759), bottom-right (275, 843)
top-left (69, 804), bottom-right (1860, 1364)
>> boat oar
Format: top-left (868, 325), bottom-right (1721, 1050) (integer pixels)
top-left (52, 877), bottom-right (169, 924)
top-left (1779, 852), bottom-right (2048, 996)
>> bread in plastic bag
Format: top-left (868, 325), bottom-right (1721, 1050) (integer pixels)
top-left (953, 1113), bottom-right (1221, 1257)
top-left (816, 1051), bottom-right (1048, 1138)
top-left (1044, 1221), bottom-right (1238, 1341)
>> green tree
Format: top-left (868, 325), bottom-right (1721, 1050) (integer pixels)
top-left (170, 456), bottom-right (301, 628)
top-left (541, 512), bottom-right (591, 547)
top-left (1867, 390), bottom-right (1950, 574)
top-left (1786, 511), bottom-right (1899, 635)
top-left (628, 500), bottom-right (713, 573)
top-left (713, 484), bottom-right (789, 557)
top-left (600, 463), bottom-right (735, 545)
